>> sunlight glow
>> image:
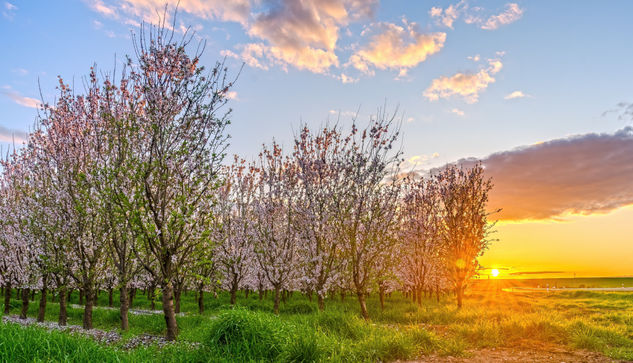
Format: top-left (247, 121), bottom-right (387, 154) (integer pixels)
top-left (491, 268), bottom-right (500, 277)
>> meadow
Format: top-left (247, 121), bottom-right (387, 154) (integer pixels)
top-left (2, 279), bottom-right (633, 362)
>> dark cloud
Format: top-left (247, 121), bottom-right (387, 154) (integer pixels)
top-left (436, 127), bottom-right (633, 221)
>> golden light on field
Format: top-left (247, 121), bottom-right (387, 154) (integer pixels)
top-left (491, 269), bottom-right (500, 277)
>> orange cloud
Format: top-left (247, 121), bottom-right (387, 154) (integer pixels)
top-left (451, 127), bottom-right (633, 221)
top-left (348, 19), bottom-right (445, 76)
top-left (423, 57), bottom-right (503, 103)
top-left (234, 0), bottom-right (376, 74)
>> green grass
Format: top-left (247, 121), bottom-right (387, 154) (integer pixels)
top-left (3, 280), bottom-right (633, 361)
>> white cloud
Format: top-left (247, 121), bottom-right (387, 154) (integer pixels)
top-left (504, 90), bottom-right (530, 100)
top-left (1, 86), bottom-right (41, 109)
top-left (481, 3), bottom-right (523, 30)
top-left (450, 108), bottom-right (465, 116)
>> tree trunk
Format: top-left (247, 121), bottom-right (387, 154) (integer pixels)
top-left (174, 288), bottom-right (182, 314)
top-left (108, 288), bottom-right (113, 307)
top-left (31, 289), bottom-right (35, 302)
top-left (82, 287), bottom-right (94, 329)
top-left (245, 289), bottom-right (249, 299)
top-left (198, 287), bottom-right (204, 314)
top-left (130, 288), bottom-right (136, 307)
top-left (307, 290), bottom-right (312, 302)
top-left (273, 286), bottom-right (281, 315)
top-left (161, 283), bottom-right (178, 341)
top-left (379, 288), bottom-right (385, 312)
top-left (3, 283), bottom-right (10, 314)
top-left (230, 284), bottom-right (238, 305)
top-left (58, 287), bottom-right (68, 326)
top-left (37, 287), bottom-right (47, 322)
top-left (258, 287), bottom-right (264, 300)
top-left (436, 285), bottom-right (440, 302)
top-left (317, 294), bottom-right (325, 311)
top-left (456, 283), bottom-right (464, 308)
top-left (149, 286), bottom-right (156, 310)
top-left (340, 291), bottom-right (345, 302)
top-left (20, 288), bottom-right (29, 319)
top-left (417, 288), bottom-right (423, 306)
top-left (357, 291), bottom-right (369, 320)
top-left (120, 286), bottom-right (130, 331)
top-left (79, 289), bottom-right (84, 305)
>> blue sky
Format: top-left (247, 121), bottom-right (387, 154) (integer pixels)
top-left (2, 0), bottom-right (633, 276)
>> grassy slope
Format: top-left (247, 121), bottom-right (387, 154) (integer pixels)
top-left (2, 281), bottom-right (633, 362)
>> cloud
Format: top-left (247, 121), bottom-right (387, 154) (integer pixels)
top-left (86, 0), bottom-right (250, 26)
top-left (480, 3), bottom-right (523, 30)
top-left (448, 127), bottom-right (633, 221)
top-left (11, 68), bottom-right (28, 76)
top-left (402, 153), bottom-right (440, 170)
top-left (429, 2), bottom-right (523, 31)
top-left (224, 91), bottom-right (238, 100)
top-left (348, 19), bottom-right (446, 76)
top-left (450, 108), bottom-right (465, 116)
top-left (429, 1), bottom-right (466, 29)
top-left (1, 86), bottom-right (41, 108)
top-left (423, 56), bottom-right (503, 103)
top-left (602, 102), bottom-right (633, 121)
top-left (3, 1), bottom-right (16, 19)
top-left (504, 90), bottom-right (530, 100)
top-left (231, 0), bottom-right (377, 74)
top-left (0, 125), bottom-right (28, 144)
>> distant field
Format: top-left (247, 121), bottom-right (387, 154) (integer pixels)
top-left (474, 277), bottom-right (633, 289)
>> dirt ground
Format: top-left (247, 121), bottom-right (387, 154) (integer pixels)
top-left (405, 341), bottom-right (622, 362)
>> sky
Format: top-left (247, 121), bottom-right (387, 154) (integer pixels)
top-left (1, 0), bottom-right (633, 278)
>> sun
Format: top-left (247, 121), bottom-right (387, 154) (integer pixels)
top-left (491, 268), bottom-right (500, 277)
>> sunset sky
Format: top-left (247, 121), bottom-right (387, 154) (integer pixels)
top-left (1, 1), bottom-right (632, 278)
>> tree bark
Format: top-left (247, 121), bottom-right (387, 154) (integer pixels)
top-left (161, 283), bottom-right (178, 341)
top-left (108, 288), bottom-right (113, 307)
top-left (230, 284), bottom-right (238, 305)
top-left (456, 283), bottom-right (464, 308)
top-left (58, 287), bottom-right (68, 326)
top-left (197, 287), bottom-right (204, 314)
top-left (245, 289), bottom-right (249, 299)
top-left (174, 288), bottom-right (182, 314)
top-left (20, 288), bottom-right (29, 319)
top-left (258, 287), bottom-right (264, 300)
top-left (120, 286), bottom-right (130, 331)
top-left (79, 289), bottom-right (84, 305)
top-left (340, 291), bottom-right (345, 302)
top-left (149, 286), bottom-right (156, 310)
top-left (357, 291), bottom-right (369, 320)
top-left (379, 288), bottom-right (385, 312)
top-left (3, 283), bottom-right (10, 314)
top-left (317, 294), bottom-right (325, 311)
top-left (37, 287), bottom-right (47, 322)
top-left (82, 287), bottom-right (94, 329)
top-left (273, 286), bottom-right (281, 315)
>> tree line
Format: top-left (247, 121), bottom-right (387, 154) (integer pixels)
top-left (0, 22), bottom-right (497, 341)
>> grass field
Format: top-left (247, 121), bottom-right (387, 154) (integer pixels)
top-left (2, 279), bottom-right (633, 362)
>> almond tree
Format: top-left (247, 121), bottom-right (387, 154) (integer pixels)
top-left (252, 142), bottom-right (301, 314)
top-left (333, 112), bottom-right (403, 320)
top-left (118, 22), bottom-right (235, 340)
top-left (434, 163), bottom-right (497, 308)
top-left (214, 158), bottom-right (257, 305)
top-left (292, 125), bottom-right (347, 310)
top-left (399, 176), bottom-right (442, 306)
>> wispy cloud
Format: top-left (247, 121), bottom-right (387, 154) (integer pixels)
top-left (2, 1), bottom-right (17, 19)
top-left (430, 1), bottom-right (523, 31)
top-left (0, 125), bottom-right (28, 143)
top-left (348, 18), bottom-right (446, 77)
top-left (480, 3), bottom-right (524, 30)
top-left (424, 55), bottom-right (503, 103)
top-left (450, 108), bottom-right (465, 116)
top-left (504, 90), bottom-right (531, 100)
top-left (1, 86), bottom-right (41, 108)
top-left (509, 271), bottom-right (565, 276)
